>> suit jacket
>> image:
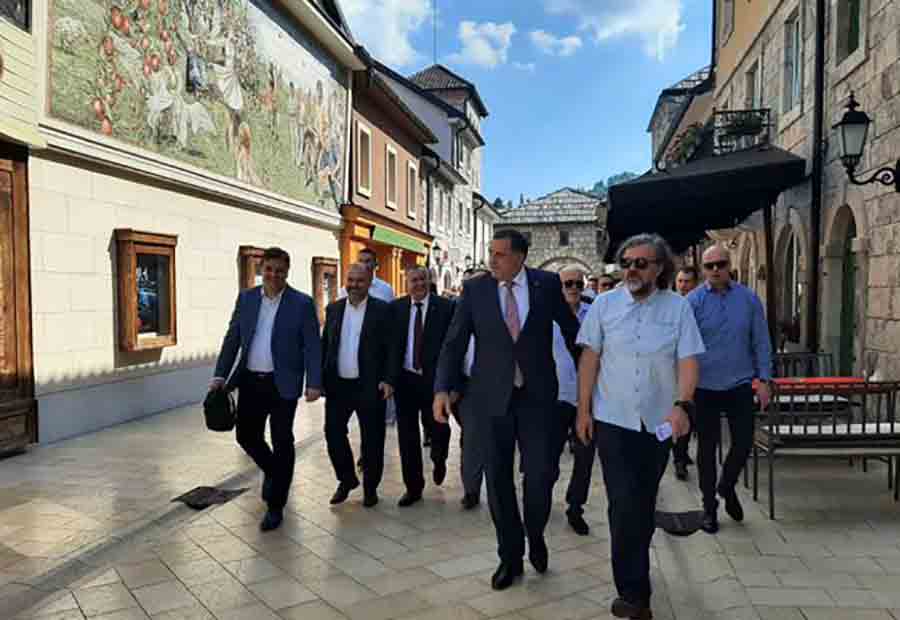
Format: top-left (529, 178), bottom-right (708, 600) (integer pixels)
top-left (321, 296), bottom-right (396, 400)
top-left (435, 268), bottom-right (580, 417)
top-left (389, 294), bottom-right (455, 391)
top-left (214, 285), bottom-right (322, 401)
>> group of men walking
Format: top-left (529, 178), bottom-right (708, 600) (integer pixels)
top-left (210, 228), bottom-right (771, 620)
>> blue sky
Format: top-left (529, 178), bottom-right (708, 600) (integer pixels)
top-left (342, 1), bottom-right (713, 204)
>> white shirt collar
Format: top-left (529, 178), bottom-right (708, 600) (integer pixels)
top-left (347, 295), bottom-right (368, 310)
top-left (499, 267), bottom-right (527, 289)
top-left (411, 294), bottom-right (430, 309)
top-left (624, 286), bottom-right (660, 306)
top-left (261, 286), bottom-right (286, 302)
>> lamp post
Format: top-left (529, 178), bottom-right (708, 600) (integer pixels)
top-left (833, 92), bottom-right (899, 192)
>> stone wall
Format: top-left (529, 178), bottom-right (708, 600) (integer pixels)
top-left (495, 222), bottom-right (606, 273)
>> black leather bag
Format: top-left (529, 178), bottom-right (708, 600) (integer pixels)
top-left (203, 388), bottom-right (236, 432)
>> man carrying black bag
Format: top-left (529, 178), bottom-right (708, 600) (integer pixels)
top-left (210, 247), bottom-right (323, 532)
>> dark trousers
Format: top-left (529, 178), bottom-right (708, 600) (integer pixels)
top-left (395, 370), bottom-right (450, 494)
top-left (695, 384), bottom-right (754, 512)
top-left (235, 372), bottom-right (299, 511)
top-left (453, 380), bottom-right (485, 497)
top-left (324, 378), bottom-right (386, 493)
top-left (554, 402), bottom-right (594, 516)
top-left (596, 421), bottom-right (670, 606)
top-left (484, 388), bottom-right (555, 563)
top-left (671, 407), bottom-right (695, 465)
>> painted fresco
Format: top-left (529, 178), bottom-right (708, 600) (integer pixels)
top-left (48, 0), bottom-right (348, 210)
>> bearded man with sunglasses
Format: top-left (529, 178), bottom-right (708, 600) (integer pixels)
top-left (688, 245), bottom-right (772, 534)
top-left (576, 234), bottom-right (705, 620)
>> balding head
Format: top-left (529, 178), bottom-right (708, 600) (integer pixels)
top-left (346, 262), bottom-right (373, 305)
top-left (701, 245), bottom-right (732, 290)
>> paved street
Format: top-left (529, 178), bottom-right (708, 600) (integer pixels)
top-left (3, 404), bottom-right (900, 620)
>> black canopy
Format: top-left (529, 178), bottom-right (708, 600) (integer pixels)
top-left (605, 146), bottom-right (807, 259)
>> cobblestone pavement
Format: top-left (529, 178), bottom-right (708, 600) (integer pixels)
top-left (3, 403), bottom-right (900, 620)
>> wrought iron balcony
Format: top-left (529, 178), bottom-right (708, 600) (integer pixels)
top-left (713, 108), bottom-right (772, 155)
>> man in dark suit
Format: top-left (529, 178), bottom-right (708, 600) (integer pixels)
top-left (434, 229), bottom-right (581, 591)
top-left (389, 266), bottom-right (455, 507)
top-left (321, 263), bottom-right (395, 508)
top-left (211, 247), bottom-right (322, 532)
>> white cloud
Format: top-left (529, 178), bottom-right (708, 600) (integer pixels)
top-left (543, 0), bottom-right (685, 61)
top-left (342, 0), bottom-right (432, 67)
top-left (529, 30), bottom-right (583, 57)
top-left (513, 61), bottom-right (537, 72)
top-left (447, 21), bottom-right (516, 69)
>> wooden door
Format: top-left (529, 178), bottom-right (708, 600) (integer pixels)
top-left (0, 146), bottom-right (35, 454)
top-left (839, 220), bottom-right (858, 376)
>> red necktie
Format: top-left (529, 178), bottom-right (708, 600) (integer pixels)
top-left (413, 302), bottom-right (424, 372)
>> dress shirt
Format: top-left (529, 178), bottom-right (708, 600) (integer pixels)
top-left (246, 288), bottom-right (284, 372)
top-left (463, 335), bottom-right (475, 378)
top-left (403, 295), bottom-right (430, 374)
top-left (553, 302), bottom-right (590, 407)
top-left (498, 268), bottom-right (530, 328)
top-left (338, 277), bottom-right (395, 302)
top-left (576, 287), bottom-right (705, 432)
top-left (688, 281), bottom-right (772, 391)
top-left (337, 297), bottom-right (367, 379)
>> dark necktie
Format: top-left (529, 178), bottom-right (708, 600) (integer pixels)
top-left (413, 302), bottom-right (424, 372)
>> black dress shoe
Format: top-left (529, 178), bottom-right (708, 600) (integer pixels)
top-left (674, 462), bottom-right (688, 480)
top-left (528, 538), bottom-right (549, 574)
top-left (567, 512), bottom-right (590, 536)
top-left (490, 561), bottom-right (523, 590)
top-left (460, 493), bottom-right (479, 510)
top-left (330, 481), bottom-right (359, 505)
top-left (433, 461), bottom-right (447, 486)
top-left (363, 491), bottom-right (379, 508)
top-left (398, 492), bottom-right (423, 507)
top-left (701, 511), bottom-right (719, 534)
top-left (611, 596), bottom-right (653, 619)
top-left (260, 509), bottom-right (283, 532)
top-left (720, 487), bottom-right (744, 522)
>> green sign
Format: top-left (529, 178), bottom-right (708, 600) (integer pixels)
top-left (372, 227), bottom-right (427, 254)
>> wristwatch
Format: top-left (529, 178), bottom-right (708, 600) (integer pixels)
top-left (674, 400), bottom-right (695, 416)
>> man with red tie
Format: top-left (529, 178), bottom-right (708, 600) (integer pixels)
top-left (390, 267), bottom-right (455, 507)
top-left (434, 230), bottom-right (581, 590)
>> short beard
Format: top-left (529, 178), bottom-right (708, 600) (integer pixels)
top-left (626, 278), bottom-right (653, 297)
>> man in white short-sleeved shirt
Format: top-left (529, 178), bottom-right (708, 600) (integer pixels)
top-left (575, 234), bottom-right (705, 620)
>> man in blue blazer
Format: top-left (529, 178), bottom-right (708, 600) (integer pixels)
top-left (211, 247), bottom-right (322, 532)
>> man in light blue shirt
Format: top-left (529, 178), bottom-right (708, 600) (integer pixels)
top-left (551, 265), bottom-right (593, 536)
top-left (688, 245), bottom-right (772, 534)
top-left (576, 234), bottom-right (704, 620)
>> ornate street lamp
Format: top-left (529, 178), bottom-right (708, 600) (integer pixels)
top-left (833, 92), bottom-right (899, 192)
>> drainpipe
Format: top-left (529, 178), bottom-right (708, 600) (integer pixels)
top-left (473, 195), bottom-right (487, 265)
top-left (808, 0), bottom-right (826, 351)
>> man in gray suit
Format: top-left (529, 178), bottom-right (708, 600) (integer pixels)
top-left (211, 247), bottom-right (322, 532)
top-left (434, 230), bottom-right (580, 591)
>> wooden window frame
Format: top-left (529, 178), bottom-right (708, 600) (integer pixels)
top-left (386, 143), bottom-right (398, 209)
top-left (357, 122), bottom-right (372, 197)
top-left (115, 229), bottom-right (177, 352)
top-left (407, 161), bottom-right (417, 219)
top-left (239, 246), bottom-right (265, 290)
top-left (311, 257), bottom-right (339, 325)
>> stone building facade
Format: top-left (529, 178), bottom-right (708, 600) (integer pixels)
top-left (653, 0), bottom-right (900, 378)
top-left (495, 188), bottom-right (608, 273)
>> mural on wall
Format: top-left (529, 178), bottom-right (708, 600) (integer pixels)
top-left (48, 0), bottom-right (348, 210)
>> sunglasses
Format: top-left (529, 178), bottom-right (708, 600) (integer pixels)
top-left (703, 260), bottom-right (729, 271)
top-left (562, 279), bottom-right (585, 290)
top-left (619, 257), bottom-right (659, 271)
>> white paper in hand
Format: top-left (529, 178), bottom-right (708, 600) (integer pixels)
top-left (655, 422), bottom-right (673, 442)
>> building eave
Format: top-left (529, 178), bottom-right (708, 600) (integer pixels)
top-left (281, 0), bottom-right (365, 70)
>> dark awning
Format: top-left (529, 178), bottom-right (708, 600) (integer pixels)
top-left (605, 146), bottom-right (807, 258)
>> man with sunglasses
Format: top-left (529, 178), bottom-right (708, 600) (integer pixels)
top-left (576, 234), bottom-right (704, 620)
top-left (688, 245), bottom-right (772, 534)
top-left (553, 266), bottom-right (594, 536)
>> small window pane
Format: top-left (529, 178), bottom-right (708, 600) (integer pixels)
top-left (359, 129), bottom-right (371, 193)
top-left (136, 254), bottom-right (172, 337)
top-left (560, 230), bottom-right (570, 246)
top-left (0, 0), bottom-right (29, 31)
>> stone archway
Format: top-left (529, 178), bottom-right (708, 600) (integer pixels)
top-left (823, 204), bottom-right (866, 375)
top-left (538, 256), bottom-right (592, 273)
